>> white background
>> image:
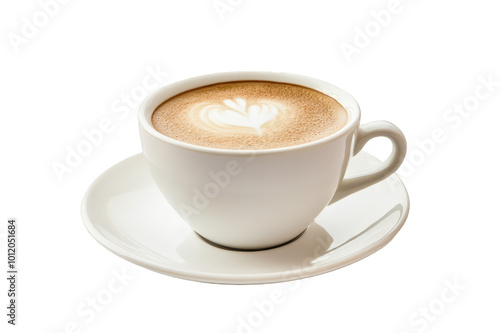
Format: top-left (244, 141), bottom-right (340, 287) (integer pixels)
top-left (1, 0), bottom-right (499, 332)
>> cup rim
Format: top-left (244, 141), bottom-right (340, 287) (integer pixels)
top-left (138, 71), bottom-right (361, 156)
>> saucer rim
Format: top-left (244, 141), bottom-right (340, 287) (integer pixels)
top-left (81, 152), bottom-right (409, 285)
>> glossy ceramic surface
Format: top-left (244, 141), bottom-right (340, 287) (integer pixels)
top-left (139, 71), bottom-right (407, 249)
top-left (82, 152), bottom-right (409, 284)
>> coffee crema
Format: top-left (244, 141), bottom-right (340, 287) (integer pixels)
top-left (151, 81), bottom-right (348, 150)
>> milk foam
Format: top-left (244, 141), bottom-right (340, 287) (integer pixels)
top-left (192, 98), bottom-right (284, 134)
top-left (151, 81), bottom-right (348, 150)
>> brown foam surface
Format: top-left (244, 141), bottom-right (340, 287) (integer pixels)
top-left (151, 81), bottom-right (348, 150)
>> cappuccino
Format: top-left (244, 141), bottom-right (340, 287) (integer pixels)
top-left (151, 81), bottom-right (348, 149)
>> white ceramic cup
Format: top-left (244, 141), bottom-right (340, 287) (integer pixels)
top-left (139, 72), bottom-right (407, 250)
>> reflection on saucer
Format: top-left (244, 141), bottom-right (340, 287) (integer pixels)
top-left (175, 222), bottom-right (333, 275)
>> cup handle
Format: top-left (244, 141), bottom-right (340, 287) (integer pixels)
top-left (329, 121), bottom-right (407, 205)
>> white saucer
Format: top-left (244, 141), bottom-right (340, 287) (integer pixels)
top-left (81, 152), bottom-right (409, 284)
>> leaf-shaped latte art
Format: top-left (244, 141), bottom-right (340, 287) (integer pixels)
top-left (192, 98), bottom-right (284, 134)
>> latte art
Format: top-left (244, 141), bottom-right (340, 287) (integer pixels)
top-left (193, 98), bottom-right (285, 134)
top-left (151, 81), bottom-right (348, 150)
